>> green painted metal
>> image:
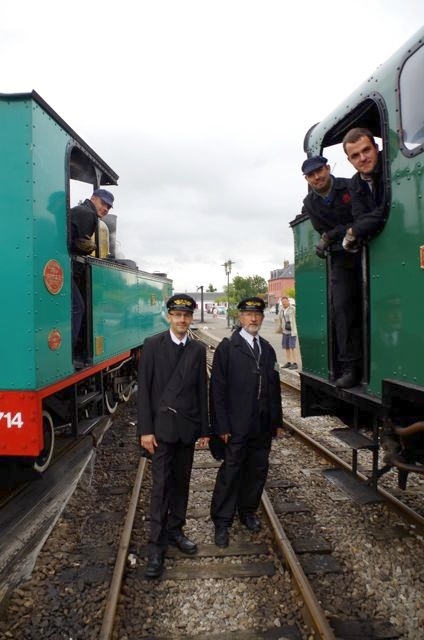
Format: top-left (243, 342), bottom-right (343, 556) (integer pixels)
top-left (91, 263), bottom-right (171, 360)
top-left (0, 93), bottom-right (171, 392)
top-left (298, 26), bottom-right (424, 400)
top-left (0, 96), bottom-right (70, 389)
top-left (292, 217), bottom-right (328, 377)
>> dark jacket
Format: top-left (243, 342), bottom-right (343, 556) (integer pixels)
top-left (137, 330), bottom-right (208, 444)
top-left (349, 153), bottom-right (387, 239)
top-left (302, 176), bottom-right (353, 253)
top-left (209, 330), bottom-right (282, 438)
top-left (70, 199), bottom-right (98, 253)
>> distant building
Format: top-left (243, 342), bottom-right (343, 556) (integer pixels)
top-left (185, 291), bottom-right (226, 313)
top-left (267, 260), bottom-right (294, 307)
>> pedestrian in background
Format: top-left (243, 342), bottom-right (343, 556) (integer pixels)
top-left (210, 296), bottom-right (282, 548)
top-left (137, 294), bottom-right (209, 578)
top-left (279, 296), bottom-right (298, 370)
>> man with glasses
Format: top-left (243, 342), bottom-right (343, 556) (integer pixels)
top-left (301, 156), bottom-right (361, 389)
top-left (138, 294), bottom-right (209, 577)
top-left (210, 297), bottom-right (282, 547)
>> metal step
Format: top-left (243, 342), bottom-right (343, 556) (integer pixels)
top-left (323, 468), bottom-right (383, 504)
top-left (77, 391), bottom-right (103, 409)
top-left (331, 427), bottom-right (377, 450)
top-left (77, 415), bottom-right (106, 435)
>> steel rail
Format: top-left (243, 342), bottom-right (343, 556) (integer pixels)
top-left (99, 456), bottom-right (147, 640)
top-left (284, 416), bottom-right (424, 534)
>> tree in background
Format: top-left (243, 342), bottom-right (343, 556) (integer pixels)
top-left (207, 283), bottom-right (217, 292)
top-left (284, 287), bottom-right (296, 300)
top-left (217, 275), bottom-right (268, 325)
top-left (232, 275), bottom-right (268, 301)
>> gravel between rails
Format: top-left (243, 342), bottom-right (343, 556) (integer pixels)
top-left (1, 391), bottom-right (424, 639)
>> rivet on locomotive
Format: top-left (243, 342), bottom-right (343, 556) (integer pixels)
top-left (292, 27), bottom-right (424, 490)
top-left (0, 91), bottom-right (172, 474)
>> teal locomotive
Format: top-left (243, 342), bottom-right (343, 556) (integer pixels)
top-left (0, 91), bottom-right (172, 472)
top-left (292, 27), bottom-right (424, 487)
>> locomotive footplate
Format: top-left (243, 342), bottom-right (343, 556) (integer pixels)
top-left (300, 371), bottom-right (383, 486)
top-left (299, 371), bottom-right (384, 429)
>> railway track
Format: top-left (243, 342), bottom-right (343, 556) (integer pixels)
top-left (1, 328), bottom-right (424, 638)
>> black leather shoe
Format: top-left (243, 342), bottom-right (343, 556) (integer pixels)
top-left (214, 526), bottom-right (229, 547)
top-left (335, 371), bottom-right (356, 389)
top-left (240, 514), bottom-right (261, 532)
top-left (168, 533), bottom-right (197, 555)
top-left (145, 553), bottom-right (164, 578)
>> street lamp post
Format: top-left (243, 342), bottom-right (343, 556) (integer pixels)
top-left (197, 285), bottom-right (204, 323)
top-left (222, 259), bottom-right (234, 329)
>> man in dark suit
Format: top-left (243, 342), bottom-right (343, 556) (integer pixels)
top-left (137, 294), bottom-right (209, 578)
top-left (341, 127), bottom-right (387, 252)
top-left (301, 155), bottom-right (362, 388)
top-left (210, 297), bottom-right (282, 547)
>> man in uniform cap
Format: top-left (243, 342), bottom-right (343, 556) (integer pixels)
top-left (138, 293), bottom-right (209, 577)
top-left (210, 296), bottom-right (282, 547)
top-left (301, 155), bottom-right (362, 389)
top-left (70, 188), bottom-right (115, 365)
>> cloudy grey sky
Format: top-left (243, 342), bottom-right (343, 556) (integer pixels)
top-left (2, 1), bottom-right (424, 291)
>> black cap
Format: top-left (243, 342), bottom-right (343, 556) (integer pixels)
top-left (167, 294), bottom-right (196, 313)
top-left (237, 296), bottom-right (265, 313)
top-left (301, 156), bottom-right (328, 175)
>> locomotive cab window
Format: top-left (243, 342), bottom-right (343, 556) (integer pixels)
top-left (399, 42), bottom-right (424, 151)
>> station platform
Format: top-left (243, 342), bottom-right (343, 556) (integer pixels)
top-left (191, 309), bottom-right (302, 372)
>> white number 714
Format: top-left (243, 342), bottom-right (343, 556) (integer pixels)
top-left (0, 412), bottom-right (24, 429)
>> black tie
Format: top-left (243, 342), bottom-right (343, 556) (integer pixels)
top-left (177, 342), bottom-right (185, 359)
top-left (253, 337), bottom-right (259, 359)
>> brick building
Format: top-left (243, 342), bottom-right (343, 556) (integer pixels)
top-left (267, 260), bottom-right (294, 307)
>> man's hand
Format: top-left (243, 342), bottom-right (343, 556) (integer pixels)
top-left (75, 237), bottom-right (96, 255)
top-left (315, 232), bottom-right (330, 258)
top-left (140, 434), bottom-right (158, 456)
top-left (197, 437), bottom-right (210, 449)
top-left (342, 229), bottom-right (360, 253)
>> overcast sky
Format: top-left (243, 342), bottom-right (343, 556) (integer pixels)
top-left (2, 1), bottom-right (424, 292)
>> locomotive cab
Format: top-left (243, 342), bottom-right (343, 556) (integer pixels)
top-left (293, 27), bottom-right (424, 487)
top-left (0, 91), bottom-right (172, 475)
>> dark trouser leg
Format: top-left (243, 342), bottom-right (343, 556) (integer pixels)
top-left (167, 441), bottom-right (195, 535)
top-left (148, 441), bottom-right (173, 555)
top-left (237, 432), bottom-right (272, 516)
top-left (71, 279), bottom-right (84, 349)
top-left (331, 254), bottom-right (362, 366)
top-left (211, 438), bottom-right (248, 526)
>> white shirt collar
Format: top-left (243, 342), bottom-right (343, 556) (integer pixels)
top-left (169, 329), bottom-right (188, 346)
top-left (240, 327), bottom-right (260, 351)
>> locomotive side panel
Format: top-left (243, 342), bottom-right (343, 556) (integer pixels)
top-left (368, 155), bottom-right (424, 396)
top-left (31, 102), bottom-right (73, 386)
top-left (292, 216), bottom-right (328, 378)
top-left (0, 98), bottom-right (71, 390)
top-left (90, 263), bottom-right (170, 360)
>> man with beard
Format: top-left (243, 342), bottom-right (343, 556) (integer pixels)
top-left (301, 156), bottom-right (362, 388)
top-left (210, 297), bottom-right (282, 547)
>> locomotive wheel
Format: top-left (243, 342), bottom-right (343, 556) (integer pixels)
top-left (104, 388), bottom-right (118, 414)
top-left (33, 411), bottom-right (55, 473)
top-left (121, 383), bottom-right (133, 402)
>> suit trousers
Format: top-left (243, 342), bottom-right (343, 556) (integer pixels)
top-left (330, 253), bottom-right (362, 365)
top-left (211, 428), bottom-right (272, 527)
top-left (148, 439), bottom-right (195, 555)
